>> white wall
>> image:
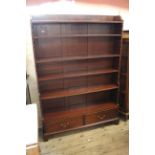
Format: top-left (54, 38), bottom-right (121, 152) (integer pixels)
top-left (26, 15), bottom-right (42, 127)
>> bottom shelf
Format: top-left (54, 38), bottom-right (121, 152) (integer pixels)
top-left (44, 102), bottom-right (118, 120)
top-left (43, 102), bottom-right (119, 136)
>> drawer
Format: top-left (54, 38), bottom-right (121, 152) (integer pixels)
top-left (45, 116), bottom-right (83, 133)
top-left (85, 109), bottom-right (118, 124)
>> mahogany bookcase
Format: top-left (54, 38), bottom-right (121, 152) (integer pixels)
top-left (31, 15), bottom-right (123, 140)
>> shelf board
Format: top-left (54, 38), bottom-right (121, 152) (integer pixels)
top-left (33, 34), bottom-right (121, 39)
top-left (44, 102), bottom-right (118, 121)
top-left (39, 69), bottom-right (119, 82)
top-left (41, 84), bottom-right (118, 100)
top-left (36, 54), bottom-right (120, 64)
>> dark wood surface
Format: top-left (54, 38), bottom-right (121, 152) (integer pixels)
top-left (44, 102), bottom-right (118, 134)
top-left (36, 54), bottom-right (120, 64)
top-left (119, 31), bottom-right (129, 119)
top-left (33, 34), bottom-right (122, 39)
top-left (31, 15), bottom-right (123, 23)
top-left (41, 84), bottom-right (118, 100)
top-left (31, 15), bottom-right (123, 140)
top-left (44, 118), bottom-right (119, 139)
top-left (39, 69), bottom-right (118, 81)
top-left (44, 102), bottom-right (118, 119)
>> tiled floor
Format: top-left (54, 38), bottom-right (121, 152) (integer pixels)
top-left (39, 120), bottom-right (129, 155)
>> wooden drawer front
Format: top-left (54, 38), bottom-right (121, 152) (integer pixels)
top-left (85, 109), bottom-right (118, 124)
top-left (45, 117), bottom-right (83, 133)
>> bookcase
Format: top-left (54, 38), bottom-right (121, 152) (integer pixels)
top-left (119, 31), bottom-right (129, 119)
top-left (31, 15), bottom-right (123, 140)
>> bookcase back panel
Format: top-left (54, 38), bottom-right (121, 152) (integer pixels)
top-left (34, 38), bottom-right (62, 59)
top-left (37, 61), bottom-right (88, 76)
top-left (62, 38), bottom-right (87, 57)
top-left (88, 58), bottom-right (115, 70)
top-left (39, 77), bottom-right (88, 93)
top-left (34, 37), bottom-right (121, 59)
top-left (88, 23), bottom-right (122, 34)
top-left (61, 24), bottom-right (87, 34)
top-left (65, 95), bottom-right (86, 109)
top-left (42, 98), bottom-right (65, 113)
top-left (88, 38), bottom-right (115, 55)
top-left (87, 90), bottom-right (117, 104)
top-left (37, 62), bottom-right (63, 76)
top-left (33, 23), bottom-right (61, 37)
top-left (88, 74), bottom-right (117, 86)
top-left (64, 77), bottom-right (87, 89)
top-left (39, 79), bottom-right (64, 92)
top-left (42, 97), bottom-right (86, 113)
top-left (63, 60), bottom-right (88, 73)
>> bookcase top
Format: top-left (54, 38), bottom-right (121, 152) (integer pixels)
top-left (31, 15), bottom-right (123, 23)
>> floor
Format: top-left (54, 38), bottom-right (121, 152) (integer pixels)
top-left (39, 120), bottom-right (129, 155)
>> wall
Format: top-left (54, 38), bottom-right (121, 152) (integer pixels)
top-left (26, 0), bottom-right (129, 128)
top-left (26, 15), bottom-right (42, 127)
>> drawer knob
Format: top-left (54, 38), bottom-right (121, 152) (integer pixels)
top-left (97, 115), bottom-right (106, 120)
top-left (60, 122), bottom-right (69, 128)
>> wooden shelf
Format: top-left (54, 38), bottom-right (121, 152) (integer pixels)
top-left (41, 84), bottom-right (118, 100)
top-left (39, 69), bottom-right (119, 82)
top-left (44, 102), bottom-right (118, 120)
top-left (36, 54), bottom-right (120, 64)
top-left (33, 34), bottom-right (121, 39)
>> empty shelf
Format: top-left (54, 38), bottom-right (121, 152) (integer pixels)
top-left (39, 69), bottom-right (119, 82)
top-left (41, 84), bottom-right (118, 100)
top-left (36, 54), bottom-right (120, 64)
